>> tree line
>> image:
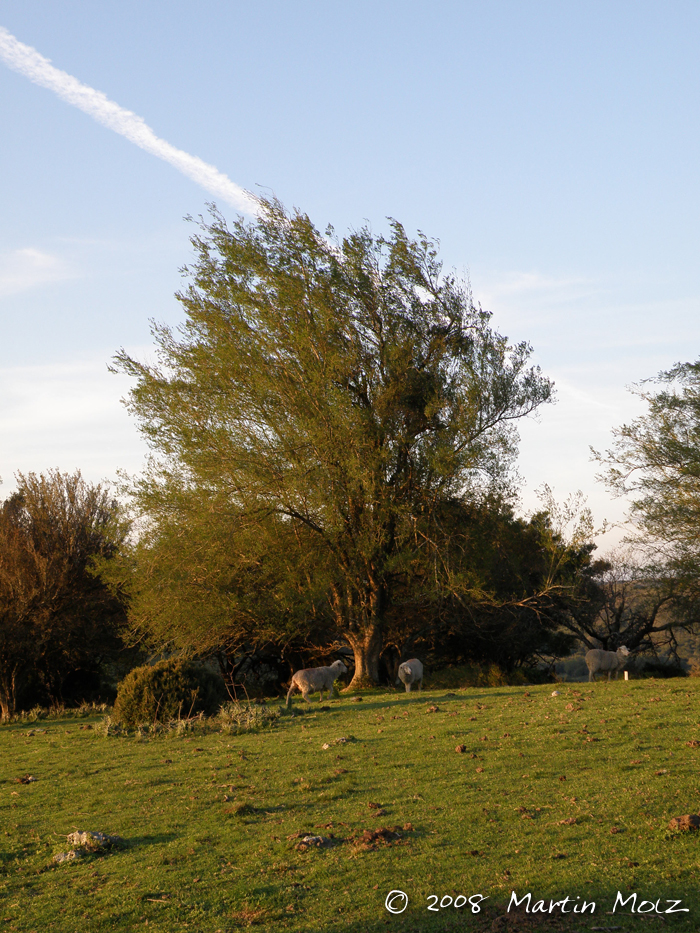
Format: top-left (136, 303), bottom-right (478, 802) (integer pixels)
top-left (2, 198), bottom-right (699, 716)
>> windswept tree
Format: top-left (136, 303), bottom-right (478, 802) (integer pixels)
top-left (114, 199), bottom-right (553, 685)
top-left (0, 470), bottom-right (128, 719)
top-left (561, 551), bottom-right (699, 659)
top-left (591, 360), bottom-right (700, 653)
top-left (596, 361), bottom-right (700, 582)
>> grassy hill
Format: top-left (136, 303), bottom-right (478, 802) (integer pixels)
top-left (2, 679), bottom-right (700, 932)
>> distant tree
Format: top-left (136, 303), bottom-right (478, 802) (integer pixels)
top-left (592, 360), bottom-right (700, 650)
top-left (595, 360), bottom-right (700, 582)
top-left (113, 198), bottom-right (554, 686)
top-left (561, 550), bottom-right (700, 656)
top-left (0, 470), bottom-right (129, 719)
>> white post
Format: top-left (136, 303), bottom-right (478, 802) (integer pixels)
top-left (624, 671), bottom-right (629, 681)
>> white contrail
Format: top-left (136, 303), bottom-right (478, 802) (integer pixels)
top-left (0, 25), bottom-right (259, 215)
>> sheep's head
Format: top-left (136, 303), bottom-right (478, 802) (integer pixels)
top-left (618, 646), bottom-right (630, 656)
top-left (331, 660), bottom-right (348, 675)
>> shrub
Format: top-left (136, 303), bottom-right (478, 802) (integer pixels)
top-left (112, 658), bottom-right (225, 727)
top-left (218, 701), bottom-right (280, 733)
top-left (636, 658), bottom-right (688, 679)
top-left (427, 663), bottom-right (547, 689)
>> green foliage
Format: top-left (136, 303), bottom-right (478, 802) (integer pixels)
top-left (0, 470), bottom-right (129, 720)
top-left (112, 198), bottom-right (554, 684)
top-left (217, 700), bottom-right (280, 733)
top-left (635, 657), bottom-right (688, 679)
top-left (593, 361), bottom-right (700, 649)
top-left (111, 658), bottom-right (225, 727)
top-left (597, 361), bottom-right (700, 574)
top-left (379, 492), bottom-right (591, 675)
top-left (424, 663), bottom-right (538, 689)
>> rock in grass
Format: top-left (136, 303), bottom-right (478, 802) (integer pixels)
top-left (67, 831), bottom-right (122, 850)
top-left (455, 744), bottom-right (467, 753)
top-left (53, 830), bottom-right (122, 864)
top-left (296, 834), bottom-right (334, 851)
top-left (53, 849), bottom-right (84, 864)
top-left (668, 814), bottom-right (700, 831)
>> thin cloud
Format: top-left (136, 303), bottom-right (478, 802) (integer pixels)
top-left (0, 247), bottom-right (76, 297)
top-left (0, 26), bottom-right (259, 216)
top-left (476, 271), bottom-right (591, 300)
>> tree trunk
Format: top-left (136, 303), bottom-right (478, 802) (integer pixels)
top-left (0, 668), bottom-right (17, 722)
top-left (346, 623), bottom-right (383, 688)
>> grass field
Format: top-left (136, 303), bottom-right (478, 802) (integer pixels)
top-left (2, 678), bottom-right (700, 932)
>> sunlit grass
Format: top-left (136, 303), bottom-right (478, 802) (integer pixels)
top-left (2, 679), bottom-right (700, 931)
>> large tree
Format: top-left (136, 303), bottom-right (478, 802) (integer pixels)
top-left (596, 360), bottom-right (700, 581)
top-left (0, 470), bottom-right (128, 719)
top-left (591, 360), bottom-right (700, 654)
top-left (114, 199), bottom-right (553, 685)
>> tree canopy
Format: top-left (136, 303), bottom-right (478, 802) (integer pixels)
top-left (0, 470), bottom-right (129, 719)
top-left (593, 360), bottom-right (700, 654)
top-left (597, 361), bottom-right (700, 582)
top-left (114, 199), bottom-right (556, 685)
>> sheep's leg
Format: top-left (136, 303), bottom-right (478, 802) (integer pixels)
top-left (417, 679), bottom-right (422, 692)
top-left (286, 682), bottom-right (297, 708)
top-left (303, 690), bottom-right (312, 704)
top-left (318, 688), bottom-right (324, 702)
top-left (405, 683), bottom-right (411, 693)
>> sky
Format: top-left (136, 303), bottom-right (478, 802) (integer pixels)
top-left (2, 1), bottom-right (700, 553)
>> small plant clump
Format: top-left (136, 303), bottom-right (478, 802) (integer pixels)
top-left (218, 700), bottom-right (280, 733)
top-left (3, 701), bottom-right (108, 725)
top-left (111, 658), bottom-right (225, 727)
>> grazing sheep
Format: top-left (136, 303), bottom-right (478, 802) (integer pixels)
top-left (397, 658), bottom-right (423, 693)
top-left (585, 646), bottom-right (630, 682)
top-left (286, 660), bottom-right (348, 707)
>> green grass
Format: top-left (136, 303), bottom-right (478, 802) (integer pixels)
top-left (3, 680), bottom-right (700, 932)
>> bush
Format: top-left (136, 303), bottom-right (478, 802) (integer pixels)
top-left (427, 663), bottom-right (547, 689)
top-left (635, 658), bottom-right (688, 679)
top-left (112, 658), bottom-right (225, 727)
top-left (218, 701), bottom-right (280, 733)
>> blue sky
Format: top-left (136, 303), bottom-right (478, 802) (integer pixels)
top-left (2, 1), bottom-right (700, 549)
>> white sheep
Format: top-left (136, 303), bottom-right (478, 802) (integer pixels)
top-left (585, 646), bottom-right (630, 682)
top-left (286, 660), bottom-right (348, 707)
top-left (397, 658), bottom-right (423, 692)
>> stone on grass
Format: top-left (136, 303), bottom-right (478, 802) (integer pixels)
top-left (53, 830), bottom-right (122, 865)
top-left (53, 850), bottom-right (83, 864)
top-left (668, 814), bottom-right (700, 831)
top-left (296, 834), bottom-right (333, 850)
top-left (67, 831), bottom-right (122, 849)
top-left (288, 831), bottom-right (337, 851)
